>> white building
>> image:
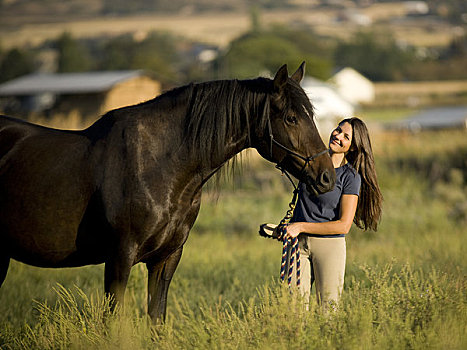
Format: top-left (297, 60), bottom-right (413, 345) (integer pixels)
top-left (301, 76), bottom-right (355, 138)
top-left (404, 1), bottom-right (429, 16)
top-left (329, 67), bottom-right (375, 105)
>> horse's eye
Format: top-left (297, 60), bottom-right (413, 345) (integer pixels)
top-left (286, 115), bottom-right (298, 125)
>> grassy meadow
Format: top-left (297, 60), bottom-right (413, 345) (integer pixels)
top-left (0, 117), bottom-right (466, 349)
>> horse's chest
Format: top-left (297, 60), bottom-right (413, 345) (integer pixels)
top-left (133, 196), bottom-right (201, 263)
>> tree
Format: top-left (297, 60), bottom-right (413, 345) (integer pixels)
top-left (56, 32), bottom-right (92, 73)
top-left (268, 24), bottom-right (335, 61)
top-left (98, 31), bottom-right (180, 82)
top-left (99, 34), bottom-right (136, 70)
top-left (0, 48), bottom-right (35, 83)
top-left (250, 6), bottom-right (262, 33)
top-left (334, 31), bottom-right (415, 81)
top-left (219, 30), bottom-right (333, 79)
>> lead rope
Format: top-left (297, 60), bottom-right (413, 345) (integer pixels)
top-left (275, 171), bottom-right (301, 288)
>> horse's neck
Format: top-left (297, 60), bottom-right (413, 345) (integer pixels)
top-left (222, 134), bottom-right (251, 159)
top-left (198, 134), bottom-right (250, 181)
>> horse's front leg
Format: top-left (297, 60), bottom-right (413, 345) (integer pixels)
top-left (147, 247), bottom-right (183, 323)
top-left (104, 248), bottom-right (136, 313)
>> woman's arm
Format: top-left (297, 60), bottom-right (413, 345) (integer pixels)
top-left (285, 194), bottom-right (359, 238)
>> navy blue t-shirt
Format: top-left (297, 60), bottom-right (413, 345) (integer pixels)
top-left (291, 163), bottom-right (361, 237)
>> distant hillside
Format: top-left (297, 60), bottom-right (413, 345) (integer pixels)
top-left (0, 1), bottom-right (464, 51)
top-left (1, 0), bottom-right (298, 22)
top-left (1, 0), bottom-right (466, 27)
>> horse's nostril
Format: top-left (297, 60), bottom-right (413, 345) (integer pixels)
top-left (319, 169), bottom-right (336, 192)
top-left (320, 170), bottom-right (331, 185)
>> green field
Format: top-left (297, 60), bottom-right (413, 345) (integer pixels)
top-left (0, 125), bottom-right (466, 349)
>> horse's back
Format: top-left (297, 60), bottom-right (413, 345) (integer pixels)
top-left (1, 114), bottom-right (80, 156)
top-left (0, 114), bottom-right (90, 158)
top-left (0, 114), bottom-right (57, 133)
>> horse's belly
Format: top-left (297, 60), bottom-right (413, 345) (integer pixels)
top-left (8, 228), bottom-right (78, 267)
top-left (9, 232), bottom-right (107, 268)
top-left (12, 251), bottom-right (106, 268)
top-left (0, 179), bottom-right (102, 266)
top-left (3, 205), bottom-right (109, 268)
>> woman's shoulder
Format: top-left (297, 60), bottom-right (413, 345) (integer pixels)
top-left (338, 163), bottom-right (358, 176)
top-left (339, 163), bottom-right (361, 183)
top-left (339, 163), bottom-right (361, 194)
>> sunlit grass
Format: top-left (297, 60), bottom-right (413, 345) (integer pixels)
top-left (2, 263), bottom-right (465, 349)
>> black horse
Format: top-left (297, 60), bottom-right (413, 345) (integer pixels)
top-left (0, 63), bottom-right (335, 322)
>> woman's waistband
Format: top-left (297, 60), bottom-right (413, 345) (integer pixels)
top-left (304, 233), bottom-right (345, 238)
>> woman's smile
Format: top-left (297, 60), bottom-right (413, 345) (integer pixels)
top-left (331, 138), bottom-right (341, 147)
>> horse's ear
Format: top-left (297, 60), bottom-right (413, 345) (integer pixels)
top-left (273, 64), bottom-right (289, 92)
top-left (291, 61), bottom-right (306, 83)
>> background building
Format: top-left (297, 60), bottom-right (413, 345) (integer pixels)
top-left (0, 70), bottom-right (161, 128)
top-left (329, 67), bottom-right (375, 105)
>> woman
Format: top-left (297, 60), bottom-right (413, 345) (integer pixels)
top-left (285, 117), bottom-right (383, 309)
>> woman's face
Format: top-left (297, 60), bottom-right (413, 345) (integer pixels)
top-left (329, 122), bottom-right (353, 154)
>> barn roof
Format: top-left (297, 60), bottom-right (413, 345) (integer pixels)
top-left (0, 70), bottom-right (147, 96)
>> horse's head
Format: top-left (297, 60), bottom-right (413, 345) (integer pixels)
top-left (254, 62), bottom-right (336, 195)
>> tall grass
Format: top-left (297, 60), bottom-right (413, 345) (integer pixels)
top-left (0, 128), bottom-right (466, 349)
top-left (2, 263), bottom-right (465, 349)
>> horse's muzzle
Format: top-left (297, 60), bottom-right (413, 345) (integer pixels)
top-left (305, 169), bottom-right (335, 195)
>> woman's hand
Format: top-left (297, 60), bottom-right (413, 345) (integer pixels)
top-left (284, 195), bottom-right (359, 238)
top-left (286, 223), bottom-right (302, 239)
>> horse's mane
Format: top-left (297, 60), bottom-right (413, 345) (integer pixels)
top-left (181, 78), bottom-right (273, 169)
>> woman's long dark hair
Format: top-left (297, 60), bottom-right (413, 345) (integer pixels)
top-left (341, 117), bottom-right (383, 231)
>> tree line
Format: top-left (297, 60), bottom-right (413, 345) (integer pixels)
top-left (0, 25), bottom-right (467, 85)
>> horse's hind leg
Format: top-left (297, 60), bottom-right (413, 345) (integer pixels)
top-left (0, 254), bottom-right (10, 287)
top-left (147, 247), bottom-right (183, 323)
